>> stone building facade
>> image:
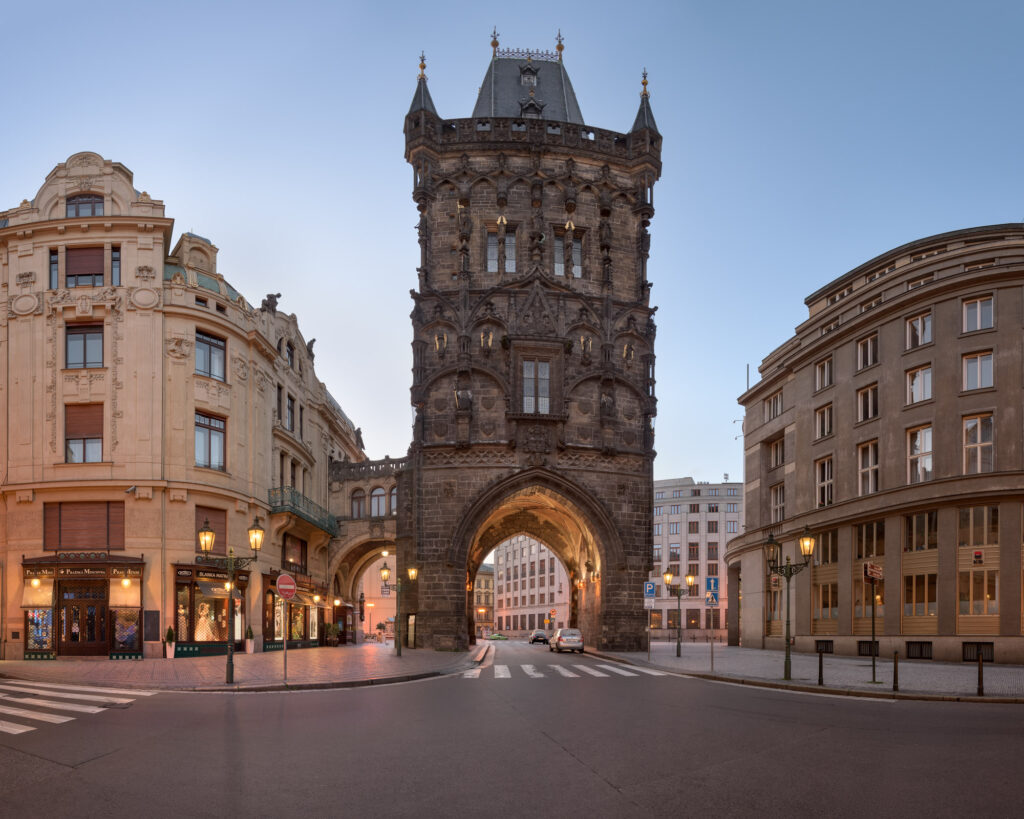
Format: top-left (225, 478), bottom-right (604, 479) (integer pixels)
top-left (396, 40), bottom-right (662, 651)
top-left (1, 153), bottom-right (363, 659)
top-left (726, 224), bottom-right (1024, 663)
top-left (492, 534), bottom-right (572, 637)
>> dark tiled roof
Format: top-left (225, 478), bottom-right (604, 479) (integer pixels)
top-left (408, 76), bottom-right (438, 116)
top-left (631, 95), bottom-right (659, 135)
top-left (472, 55), bottom-right (584, 124)
top-left (184, 231), bottom-right (212, 244)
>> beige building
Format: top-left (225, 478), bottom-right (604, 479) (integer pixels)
top-left (492, 534), bottom-right (572, 637)
top-left (472, 564), bottom-right (494, 638)
top-left (1, 153), bottom-right (363, 660)
top-left (726, 224), bottom-right (1024, 664)
top-left (649, 477), bottom-right (741, 642)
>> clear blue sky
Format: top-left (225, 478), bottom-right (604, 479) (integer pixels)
top-left (5, 1), bottom-right (1023, 481)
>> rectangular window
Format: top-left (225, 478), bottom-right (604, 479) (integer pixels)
top-left (652, 545), bottom-right (662, 563)
top-left (195, 412), bottom-right (226, 471)
top-left (854, 577), bottom-right (884, 618)
top-left (958, 505), bottom-right (998, 548)
top-left (907, 274), bottom-right (933, 290)
top-left (707, 543), bottom-right (718, 561)
top-left (764, 390), bottom-right (783, 421)
top-left (688, 503), bottom-right (699, 513)
top-left (65, 404), bottom-right (103, 463)
top-left (963, 296), bottom-right (994, 332)
top-left (505, 232), bottom-right (517, 274)
top-left (687, 562), bottom-right (700, 581)
top-left (686, 543), bottom-right (698, 561)
top-left (857, 384), bottom-right (878, 422)
top-left (858, 440), bottom-right (879, 495)
top-left (815, 404), bottom-right (833, 439)
top-left (66, 325), bottom-right (103, 369)
top-left (903, 573), bottom-right (938, 616)
top-left (906, 313), bottom-right (932, 349)
top-left (286, 396), bottom-right (295, 431)
top-left (649, 610), bottom-right (663, 629)
top-left (815, 529), bottom-right (838, 565)
top-left (522, 359), bottom-right (550, 414)
top-left (904, 510), bottom-right (938, 552)
top-left (653, 506), bottom-right (662, 516)
top-left (963, 414), bottom-right (994, 474)
top-left (655, 491), bottom-right (664, 499)
top-left (111, 246), bottom-right (120, 286)
top-left (66, 247), bottom-right (104, 287)
top-left (195, 331), bottom-right (226, 381)
top-left (670, 505), bottom-right (680, 515)
top-left (813, 583), bottom-right (839, 619)
top-left (908, 425), bottom-right (933, 483)
top-left (815, 457), bottom-right (834, 507)
top-left (958, 570), bottom-right (998, 615)
top-left (668, 544), bottom-right (680, 561)
top-left (284, 534), bottom-right (307, 573)
top-left (487, 232), bottom-right (499, 273)
top-left (707, 521), bottom-right (719, 533)
top-left (906, 366), bottom-right (932, 404)
top-left (687, 521), bottom-right (699, 534)
top-left (770, 483), bottom-right (785, 523)
top-left (726, 521), bottom-right (738, 533)
top-left (707, 503), bottom-right (718, 513)
top-left (962, 351), bottom-right (993, 390)
top-left (707, 563), bottom-right (719, 577)
top-left (855, 520), bottom-right (885, 559)
top-left (857, 333), bottom-right (879, 370)
top-left (652, 523), bottom-right (662, 536)
top-left (43, 501), bottom-right (124, 550)
top-left (552, 233), bottom-right (582, 278)
top-left (815, 357), bottom-right (833, 390)
top-left (49, 249), bottom-right (59, 289)
top-left (769, 438), bottom-right (785, 468)
top-left (668, 522), bottom-right (680, 535)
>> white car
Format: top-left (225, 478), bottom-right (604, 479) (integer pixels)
top-left (549, 628), bottom-right (583, 653)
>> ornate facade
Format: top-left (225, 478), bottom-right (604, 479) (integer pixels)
top-left (396, 40), bottom-right (662, 651)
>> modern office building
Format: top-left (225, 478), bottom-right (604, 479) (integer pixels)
top-left (492, 534), bottom-right (572, 637)
top-left (726, 224), bottom-right (1024, 663)
top-left (1, 152), bottom-right (364, 660)
top-left (648, 477), bottom-right (742, 642)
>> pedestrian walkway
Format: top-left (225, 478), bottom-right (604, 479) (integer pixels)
top-left (0, 680), bottom-right (158, 736)
top-left (0, 642), bottom-right (480, 693)
top-left (463, 662), bottom-right (667, 680)
top-left (599, 641), bottom-right (1024, 701)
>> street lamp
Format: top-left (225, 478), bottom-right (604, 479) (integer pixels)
top-left (764, 527), bottom-right (816, 681)
top-left (382, 562), bottom-right (418, 657)
top-left (663, 569), bottom-right (696, 658)
top-left (196, 515), bottom-right (264, 684)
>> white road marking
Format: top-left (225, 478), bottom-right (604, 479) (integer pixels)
top-left (596, 664), bottom-right (638, 677)
top-left (5, 680), bottom-right (157, 697)
top-left (573, 665), bottom-right (609, 677)
top-left (493, 665), bottom-right (511, 679)
top-left (0, 694), bottom-right (105, 714)
top-left (0, 685), bottom-right (133, 704)
top-left (550, 665), bottom-right (579, 677)
top-left (463, 668), bottom-right (481, 678)
top-left (627, 666), bottom-right (666, 676)
top-left (0, 703), bottom-right (73, 724)
top-left (0, 720), bottom-right (35, 735)
top-left (521, 664), bottom-right (545, 678)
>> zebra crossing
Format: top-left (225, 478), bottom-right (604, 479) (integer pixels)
top-left (0, 680), bottom-right (157, 735)
top-left (464, 663), bottom-right (666, 680)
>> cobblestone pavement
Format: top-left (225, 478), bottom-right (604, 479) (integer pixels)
top-left (0, 642), bottom-right (482, 692)
top-left (601, 640), bottom-right (1024, 700)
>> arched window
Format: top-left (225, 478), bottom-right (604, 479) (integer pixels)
top-left (66, 194), bottom-right (103, 218)
top-left (370, 488), bottom-right (386, 517)
top-left (390, 486), bottom-right (398, 516)
top-left (351, 489), bottom-right (366, 519)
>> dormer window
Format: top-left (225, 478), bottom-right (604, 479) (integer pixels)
top-left (521, 73), bottom-right (536, 86)
top-left (66, 194), bottom-right (103, 218)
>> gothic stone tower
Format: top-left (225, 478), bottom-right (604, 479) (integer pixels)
top-left (398, 38), bottom-right (661, 651)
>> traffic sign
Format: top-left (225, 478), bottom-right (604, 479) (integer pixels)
top-left (644, 597), bottom-right (654, 609)
top-left (864, 562), bottom-right (883, 581)
top-left (705, 591), bottom-right (719, 607)
top-left (643, 581), bottom-right (656, 598)
top-left (706, 577), bottom-right (719, 593)
top-left (277, 573), bottom-right (296, 600)
top-left (550, 608), bottom-right (556, 616)
top-left (380, 584), bottom-right (390, 597)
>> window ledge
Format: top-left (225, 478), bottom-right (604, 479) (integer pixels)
top-left (855, 362), bottom-right (880, 376)
top-left (53, 460), bottom-right (114, 467)
top-left (903, 398), bottom-right (935, 411)
top-left (194, 465), bottom-right (232, 477)
top-left (958, 386), bottom-right (996, 397)
top-left (194, 372), bottom-right (229, 386)
top-left (61, 366), bottom-right (109, 374)
top-left (813, 432), bottom-right (835, 445)
top-left (958, 327), bottom-right (995, 340)
top-left (903, 341), bottom-right (934, 356)
top-left (853, 416), bottom-right (879, 429)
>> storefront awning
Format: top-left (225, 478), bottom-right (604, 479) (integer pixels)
top-left (291, 591), bottom-right (329, 608)
top-left (22, 578), bottom-right (54, 608)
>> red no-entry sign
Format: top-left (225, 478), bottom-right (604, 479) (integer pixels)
top-left (277, 573), bottom-right (297, 600)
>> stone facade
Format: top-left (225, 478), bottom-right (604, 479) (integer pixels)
top-left (396, 45), bottom-right (662, 651)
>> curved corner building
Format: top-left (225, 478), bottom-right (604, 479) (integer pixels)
top-left (725, 224), bottom-right (1024, 663)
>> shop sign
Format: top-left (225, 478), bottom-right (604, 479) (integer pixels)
top-left (177, 569), bottom-right (194, 578)
top-left (111, 567), bottom-right (143, 579)
top-left (58, 567), bottom-right (107, 577)
top-left (24, 567), bottom-right (55, 579)
top-left (197, 569), bottom-right (230, 581)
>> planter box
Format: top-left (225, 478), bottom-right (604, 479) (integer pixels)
top-left (245, 639), bottom-right (255, 654)
top-left (165, 643), bottom-right (175, 659)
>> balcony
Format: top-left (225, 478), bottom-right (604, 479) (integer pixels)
top-left (268, 486), bottom-right (338, 537)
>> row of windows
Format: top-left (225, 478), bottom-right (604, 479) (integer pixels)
top-left (498, 592), bottom-right (559, 608)
top-left (650, 609), bottom-right (723, 630)
top-left (653, 521), bottom-right (734, 535)
top-left (654, 488), bottom-right (737, 499)
top-left (48, 246), bottom-right (121, 289)
top-left (350, 487), bottom-right (398, 518)
top-left (653, 503), bottom-right (740, 515)
top-left (653, 544), bottom-right (721, 562)
top-left (484, 227), bottom-right (581, 277)
top-left (497, 614), bottom-right (566, 631)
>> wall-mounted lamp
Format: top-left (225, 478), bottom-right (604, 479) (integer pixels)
top-left (121, 577), bottom-right (132, 588)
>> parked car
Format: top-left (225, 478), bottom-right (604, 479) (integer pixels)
top-left (529, 629), bottom-right (549, 644)
top-left (549, 628), bottom-right (583, 653)
top-left (488, 633), bottom-right (508, 640)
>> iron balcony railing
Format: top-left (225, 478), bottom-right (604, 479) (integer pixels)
top-left (268, 486), bottom-right (339, 537)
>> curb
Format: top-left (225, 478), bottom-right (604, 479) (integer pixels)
top-left (585, 651), bottom-right (1024, 705)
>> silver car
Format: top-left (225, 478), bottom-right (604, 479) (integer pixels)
top-left (549, 628), bottom-right (583, 653)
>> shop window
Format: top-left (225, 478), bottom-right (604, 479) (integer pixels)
top-left (903, 573), bottom-right (937, 616)
top-left (650, 610), bottom-right (663, 629)
top-left (685, 609), bottom-right (700, 629)
top-left (854, 577), bottom-right (884, 618)
top-left (904, 511), bottom-right (937, 552)
top-left (43, 501), bottom-right (124, 550)
top-left (65, 403), bottom-right (103, 463)
top-left (958, 570), bottom-right (998, 615)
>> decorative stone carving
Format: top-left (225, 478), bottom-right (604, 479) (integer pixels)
top-left (166, 336), bottom-right (193, 359)
top-left (136, 265), bottom-right (155, 280)
top-left (129, 287), bottom-right (159, 310)
top-left (231, 356), bottom-right (249, 381)
top-left (16, 271), bottom-right (35, 287)
top-left (9, 293), bottom-right (39, 317)
top-left (169, 489), bottom-right (188, 503)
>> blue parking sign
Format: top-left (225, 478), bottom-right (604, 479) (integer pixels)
top-left (643, 581), bottom-right (656, 598)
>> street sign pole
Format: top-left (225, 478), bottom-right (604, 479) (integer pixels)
top-left (870, 576), bottom-right (877, 683)
top-left (277, 573), bottom-right (297, 685)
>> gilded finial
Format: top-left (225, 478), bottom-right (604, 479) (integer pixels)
top-left (556, 30), bottom-right (564, 60)
top-left (641, 68), bottom-right (649, 98)
top-left (418, 52), bottom-right (426, 79)
top-left (491, 27), bottom-right (499, 55)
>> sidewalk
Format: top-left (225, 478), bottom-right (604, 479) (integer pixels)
top-left (599, 641), bottom-right (1024, 702)
top-left (0, 642), bottom-right (484, 692)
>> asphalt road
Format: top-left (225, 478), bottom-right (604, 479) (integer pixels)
top-left (1, 641), bottom-right (1021, 818)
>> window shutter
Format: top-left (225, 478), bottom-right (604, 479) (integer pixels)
top-left (44, 504), bottom-right (60, 549)
top-left (195, 506), bottom-right (227, 555)
top-left (65, 247), bottom-right (104, 276)
top-left (108, 502), bottom-right (125, 550)
top-left (65, 404), bottom-right (103, 437)
top-left (59, 502), bottom-right (109, 548)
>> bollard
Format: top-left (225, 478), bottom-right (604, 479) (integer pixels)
top-left (893, 651), bottom-right (899, 692)
top-left (818, 650), bottom-right (823, 686)
top-left (977, 652), bottom-right (984, 697)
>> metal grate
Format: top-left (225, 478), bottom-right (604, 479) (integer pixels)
top-left (858, 640), bottom-right (879, 657)
top-left (815, 640), bottom-right (834, 654)
top-left (962, 642), bottom-right (994, 662)
top-left (906, 641), bottom-right (933, 660)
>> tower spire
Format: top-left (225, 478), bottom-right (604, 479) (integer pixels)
top-left (419, 51), bottom-right (426, 79)
top-left (491, 27), bottom-right (500, 57)
top-left (556, 30), bottom-right (564, 61)
top-left (630, 68), bottom-right (659, 134)
top-left (407, 51), bottom-right (438, 117)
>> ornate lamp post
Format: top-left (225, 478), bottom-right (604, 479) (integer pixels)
top-left (663, 569), bottom-right (696, 658)
top-left (765, 527), bottom-right (816, 681)
top-left (196, 516), bottom-right (264, 684)
top-left (381, 561), bottom-right (417, 656)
